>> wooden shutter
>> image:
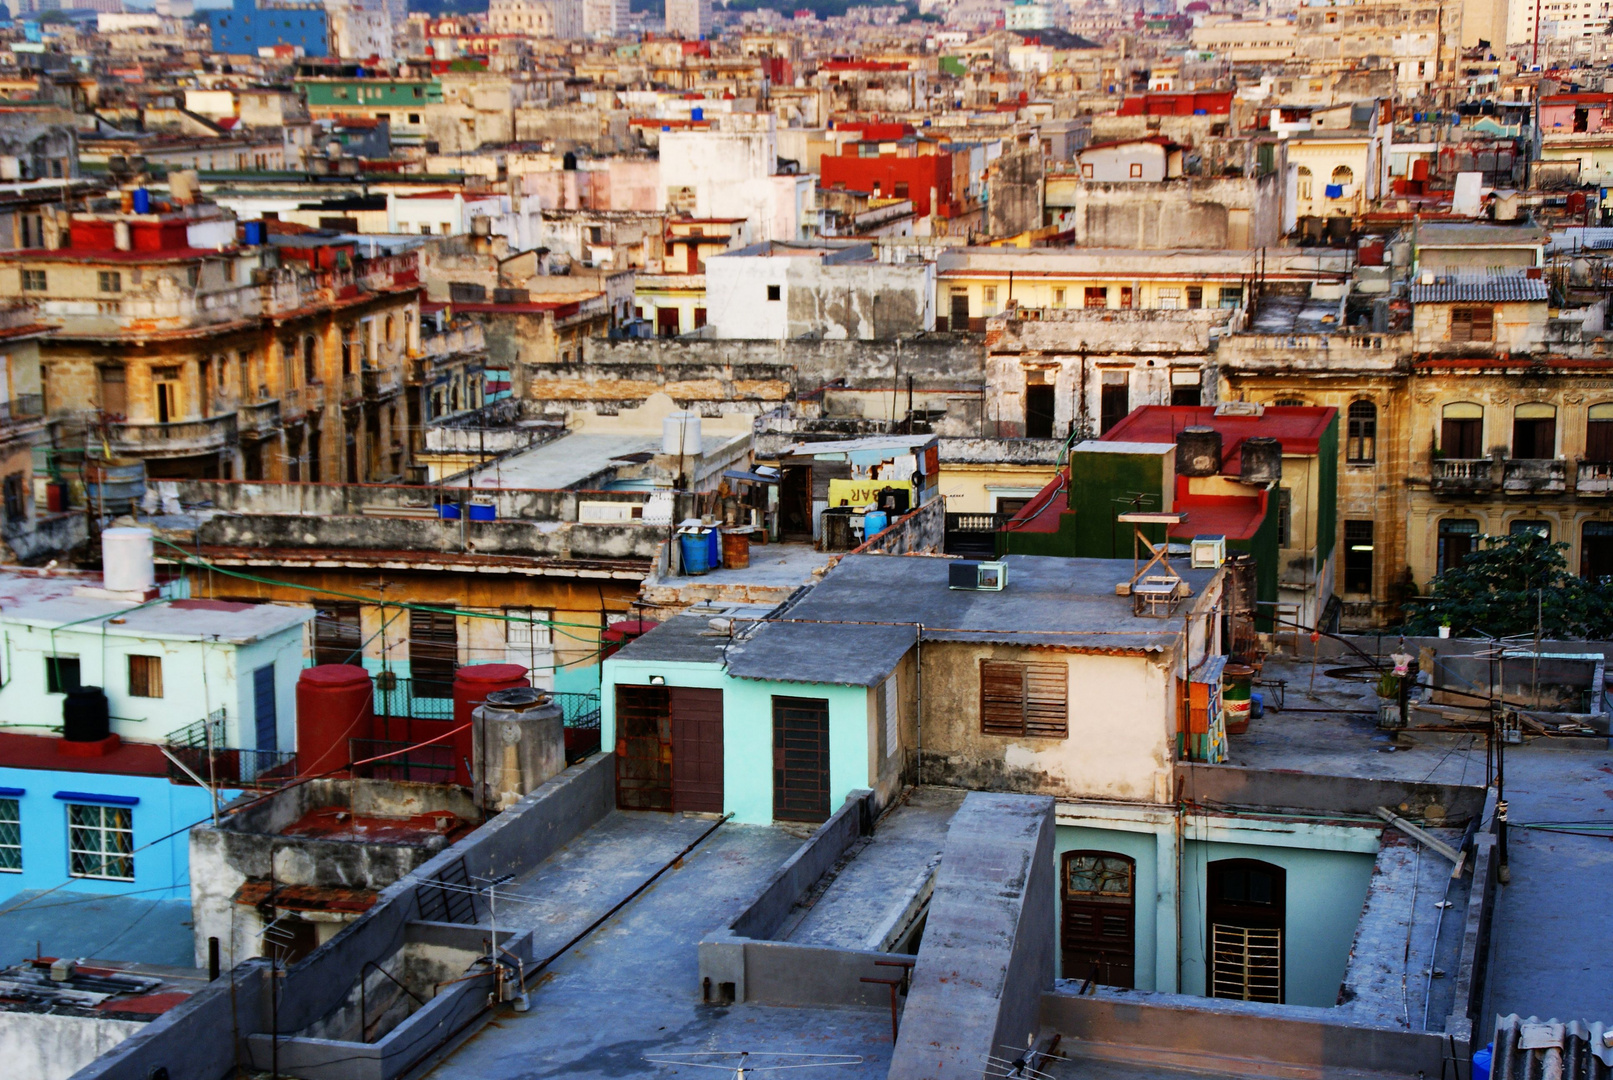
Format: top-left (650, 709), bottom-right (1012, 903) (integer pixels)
top-left (981, 660), bottom-right (1068, 738)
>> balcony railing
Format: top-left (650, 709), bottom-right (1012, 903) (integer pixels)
top-left (419, 323), bottom-right (485, 363)
top-left (109, 413), bottom-right (238, 456)
top-left (166, 711), bottom-right (298, 788)
top-left (1503, 458), bottom-right (1568, 494)
top-left (0, 393), bottom-right (44, 424)
top-left (1577, 460), bottom-right (1613, 495)
top-left (237, 398), bottom-right (281, 438)
top-left (373, 678), bottom-right (601, 765)
top-left (1430, 458), bottom-right (1497, 493)
top-left (943, 512), bottom-right (1005, 559)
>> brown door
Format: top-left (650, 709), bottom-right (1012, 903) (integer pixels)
top-left (656, 307), bottom-right (680, 338)
top-left (1060, 851), bottom-right (1136, 988)
top-left (1025, 383), bottom-right (1055, 439)
top-left (949, 292), bottom-right (969, 331)
top-left (772, 696), bottom-right (830, 822)
top-left (670, 687), bottom-right (723, 813)
top-left (616, 685), bottom-right (672, 811)
top-left (780, 465), bottom-right (813, 541)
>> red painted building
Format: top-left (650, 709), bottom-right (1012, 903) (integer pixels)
top-left (1116, 91), bottom-right (1233, 117)
top-left (819, 149), bottom-right (954, 218)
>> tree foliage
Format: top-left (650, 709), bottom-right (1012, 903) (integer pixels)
top-left (1403, 531), bottom-right (1613, 640)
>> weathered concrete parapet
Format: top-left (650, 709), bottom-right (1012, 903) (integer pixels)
top-left (888, 791), bottom-right (1056, 1080)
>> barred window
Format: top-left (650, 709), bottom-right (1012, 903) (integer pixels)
top-left (68, 803), bottom-right (134, 881)
top-left (0, 798), bottom-right (18, 872)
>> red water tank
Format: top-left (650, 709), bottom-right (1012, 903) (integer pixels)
top-left (453, 664), bottom-right (529, 786)
top-left (296, 665), bottom-right (374, 778)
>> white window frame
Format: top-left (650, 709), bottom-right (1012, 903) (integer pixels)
top-left (0, 797), bottom-right (19, 872)
top-left (68, 802), bottom-right (134, 882)
top-left (505, 607), bottom-right (555, 688)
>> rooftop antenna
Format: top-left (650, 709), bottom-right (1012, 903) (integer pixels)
top-left (645, 1051), bottom-right (864, 1079)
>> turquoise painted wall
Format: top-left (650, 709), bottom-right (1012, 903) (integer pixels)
top-left (602, 657), bottom-right (873, 825)
top-left (1179, 840), bottom-right (1375, 1007)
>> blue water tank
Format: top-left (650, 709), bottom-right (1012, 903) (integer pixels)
top-left (467, 500), bottom-right (496, 521)
top-left (691, 106), bottom-right (704, 121)
top-left (1250, 691), bottom-right (1264, 719)
top-left (1472, 1044), bottom-right (1493, 1080)
top-left (680, 532), bottom-right (711, 575)
top-left (438, 503), bottom-right (462, 520)
top-left (863, 509), bottom-right (888, 538)
top-left (243, 220), bottom-right (265, 245)
top-left (132, 187), bottom-right (150, 214)
top-left (706, 527), bottom-right (721, 568)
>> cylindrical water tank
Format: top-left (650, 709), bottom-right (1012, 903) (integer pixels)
top-left (113, 221), bottom-right (132, 251)
top-left (1175, 427), bottom-right (1223, 477)
top-left (296, 665), bottom-right (374, 777)
top-left (472, 687), bottom-right (565, 812)
top-left (63, 687), bottom-right (111, 743)
top-left (1239, 437), bottom-right (1283, 485)
top-left (102, 527), bottom-right (155, 593)
top-left (662, 411), bottom-right (702, 456)
top-left (453, 664), bottom-right (529, 787)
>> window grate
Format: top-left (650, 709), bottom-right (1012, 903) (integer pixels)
top-left (68, 803), bottom-right (134, 882)
top-left (1210, 924), bottom-right (1282, 1003)
top-left (0, 798), bottom-right (19, 872)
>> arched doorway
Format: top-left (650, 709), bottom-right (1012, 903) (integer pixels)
top-left (1060, 851), bottom-right (1135, 988)
top-left (1207, 858), bottom-right (1286, 1003)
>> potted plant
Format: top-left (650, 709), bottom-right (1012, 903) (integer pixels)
top-left (1438, 617), bottom-right (1452, 639)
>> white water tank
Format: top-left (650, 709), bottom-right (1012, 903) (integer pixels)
top-left (662, 411), bottom-right (702, 456)
top-left (102, 527), bottom-right (155, 592)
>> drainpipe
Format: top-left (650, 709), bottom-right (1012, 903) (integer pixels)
top-left (914, 623), bottom-right (924, 785)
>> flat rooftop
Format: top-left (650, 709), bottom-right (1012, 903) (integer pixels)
top-left (0, 890), bottom-right (198, 971)
top-left (450, 431), bottom-right (660, 491)
top-left (0, 571), bottom-right (312, 643)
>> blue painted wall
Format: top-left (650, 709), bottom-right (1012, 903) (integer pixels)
top-left (208, 0), bottom-right (327, 59)
top-left (0, 767), bottom-right (237, 903)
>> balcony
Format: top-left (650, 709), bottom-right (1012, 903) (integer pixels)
top-left (362, 365), bottom-right (402, 399)
top-left (0, 393), bottom-right (44, 424)
top-left (108, 413), bottom-right (238, 457)
top-left (1430, 458), bottom-right (1498, 493)
top-left (1503, 458), bottom-right (1568, 495)
top-left (341, 372), bottom-right (363, 405)
top-left (41, 284), bottom-right (263, 337)
top-left (237, 398), bottom-right (281, 439)
top-left (1577, 460), bottom-right (1613, 495)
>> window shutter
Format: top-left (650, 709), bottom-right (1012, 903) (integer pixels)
top-left (1023, 662), bottom-right (1069, 737)
top-left (981, 660), bottom-right (1027, 735)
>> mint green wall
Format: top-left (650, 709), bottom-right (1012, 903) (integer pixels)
top-left (601, 658), bottom-right (873, 825)
top-left (1179, 840), bottom-right (1374, 1007)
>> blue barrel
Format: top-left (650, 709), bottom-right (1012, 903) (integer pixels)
top-left (438, 503), bottom-right (461, 520)
top-left (691, 106), bottom-right (703, 121)
top-left (133, 187), bottom-right (150, 214)
top-left (863, 509), bottom-right (888, 538)
top-left (1472, 1044), bottom-right (1493, 1080)
top-left (680, 532), bottom-right (711, 575)
top-left (1251, 691), bottom-right (1264, 719)
top-left (706, 527), bottom-right (721, 568)
top-left (243, 220), bottom-right (264, 245)
top-left (467, 501), bottom-right (495, 521)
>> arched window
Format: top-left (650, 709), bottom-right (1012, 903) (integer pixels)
top-left (1346, 400), bottom-right (1376, 463)
top-left (1207, 859), bottom-right (1286, 1003)
top-left (1330, 165), bottom-right (1354, 187)
top-left (1587, 403), bottom-right (1613, 462)
top-left (1512, 403), bottom-right (1556, 460)
top-left (1061, 851), bottom-right (1135, 988)
top-left (1441, 402), bottom-right (1483, 459)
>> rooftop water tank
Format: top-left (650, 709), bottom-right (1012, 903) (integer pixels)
top-left (662, 411), bottom-right (702, 456)
top-left (296, 665), bottom-right (374, 777)
top-left (472, 687), bottom-right (565, 812)
top-left (1239, 436), bottom-right (1283, 485)
top-left (102, 527), bottom-right (155, 593)
top-left (453, 664), bottom-right (530, 787)
top-left (1175, 427), bottom-right (1223, 478)
top-left (62, 686), bottom-right (111, 744)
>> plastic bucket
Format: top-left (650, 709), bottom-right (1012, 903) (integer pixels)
top-left (467, 501), bottom-right (496, 521)
top-left (1222, 663), bottom-right (1254, 734)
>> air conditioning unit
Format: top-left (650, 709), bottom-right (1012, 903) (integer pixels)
top-left (949, 560), bottom-right (1007, 591)
top-left (1190, 535), bottom-right (1227, 569)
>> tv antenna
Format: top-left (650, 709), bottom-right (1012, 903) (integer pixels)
top-left (645, 1051), bottom-right (864, 1079)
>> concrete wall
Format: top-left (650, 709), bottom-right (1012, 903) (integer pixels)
top-left (888, 792), bottom-right (1055, 1080)
top-left (0, 1010), bottom-right (143, 1080)
top-left (1176, 762), bottom-right (1489, 827)
top-left (195, 513), bottom-right (664, 563)
top-left (167, 478), bottom-right (665, 523)
top-left (704, 254), bottom-right (935, 341)
top-left (850, 496), bottom-right (945, 556)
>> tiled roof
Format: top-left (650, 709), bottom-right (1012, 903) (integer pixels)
top-left (1409, 278), bottom-right (1549, 304)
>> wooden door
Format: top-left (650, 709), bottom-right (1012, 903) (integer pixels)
top-left (670, 687), bottom-right (723, 813)
top-left (1060, 851), bottom-right (1135, 988)
top-left (1207, 859), bottom-right (1285, 1003)
top-left (780, 466), bottom-right (814, 541)
top-left (772, 696), bottom-right (830, 823)
top-left (616, 685), bottom-right (672, 811)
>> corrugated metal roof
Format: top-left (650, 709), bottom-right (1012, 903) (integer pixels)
top-left (1409, 278), bottom-right (1549, 304)
top-left (1491, 1015), bottom-right (1613, 1080)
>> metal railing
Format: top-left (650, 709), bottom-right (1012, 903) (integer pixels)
top-left (374, 676), bottom-right (456, 720)
top-left (349, 736), bottom-right (455, 782)
top-left (371, 679), bottom-right (602, 766)
top-left (166, 711), bottom-right (298, 788)
top-left (109, 413), bottom-right (238, 454)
